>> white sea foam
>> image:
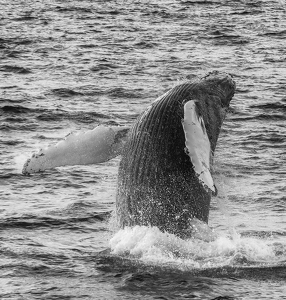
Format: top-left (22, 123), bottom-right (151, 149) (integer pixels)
top-left (109, 225), bottom-right (277, 270)
top-left (14, 154), bottom-right (30, 173)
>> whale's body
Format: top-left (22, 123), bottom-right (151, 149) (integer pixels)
top-left (22, 71), bottom-right (235, 238)
top-left (117, 72), bottom-right (235, 237)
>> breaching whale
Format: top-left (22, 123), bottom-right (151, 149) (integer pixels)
top-left (22, 71), bottom-right (235, 238)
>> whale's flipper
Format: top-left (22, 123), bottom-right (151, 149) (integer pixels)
top-left (182, 100), bottom-right (216, 193)
top-left (22, 126), bottom-right (129, 175)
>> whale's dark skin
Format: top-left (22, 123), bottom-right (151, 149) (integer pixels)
top-left (116, 71), bottom-right (236, 238)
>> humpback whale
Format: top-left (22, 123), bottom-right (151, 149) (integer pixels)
top-left (22, 71), bottom-right (235, 238)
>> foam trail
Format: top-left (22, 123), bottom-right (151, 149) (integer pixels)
top-left (22, 126), bottom-right (129, 174)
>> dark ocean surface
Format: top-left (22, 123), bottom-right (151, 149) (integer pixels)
top-left (0, 0), bottom-right (285, 299)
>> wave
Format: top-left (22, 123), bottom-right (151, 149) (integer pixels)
top-left (0, 212), bottom-right (110, 230)
top-left (36, 110), bottom-right (110, 123)
top-left (0, 65), bottom-right (32, 74)
top-left (0, 122), bottom-right (39, 131)
top-left (90, 63), bottom-right (122, 72)
top-left (249, 102), bottom-right (286, 112)
top-left (229, 114), bottom-right (285, 121)
top-left (0, 104), bottom-right (112, 125)
top-left (261, 29), bottom-right (286, 38)
top-left (97, 253), bottom-right (286, 282)
top-left (240, 132), bottom-right (285, 146)
top-left (180, 0), bottom-right (220, 4)
top-left (1, 105), bottom-right (32, 113)
top-left (96, 245), bottom-right (286, 299)
top-left (51, 88), bottom-right (84, 97)
top-left (206, 31), bottom-right (250, 45)
top-left (54, 6), bottom-right (94, 13)
top-left (105, 87), bottom-right (144, 99)
top-left (0, 37), bottom-right (34, 49)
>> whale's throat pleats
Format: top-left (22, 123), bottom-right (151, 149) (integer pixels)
top-left (117, 83), bottom-right (212, 236)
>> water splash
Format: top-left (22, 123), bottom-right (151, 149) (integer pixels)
top-left (14, 154), bottom-right (29, 173)
top-left (109, 225), bottom-right (278, 270)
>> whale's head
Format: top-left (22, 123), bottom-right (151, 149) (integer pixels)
top-left (192, 71), bottom-right (236, 152)
top-left (201, 70), bottom-right (236, 106)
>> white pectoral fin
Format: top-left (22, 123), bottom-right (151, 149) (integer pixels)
top-left (182, 100), bottom-right (216, 194)
top-left (22, 126), bottom-right (129, 175)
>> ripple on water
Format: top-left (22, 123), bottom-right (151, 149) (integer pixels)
top-left (0, 0), bottom-right (285, 299)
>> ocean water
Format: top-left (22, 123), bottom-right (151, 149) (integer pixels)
top-left (0, 0), bottom-right (285, 299)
